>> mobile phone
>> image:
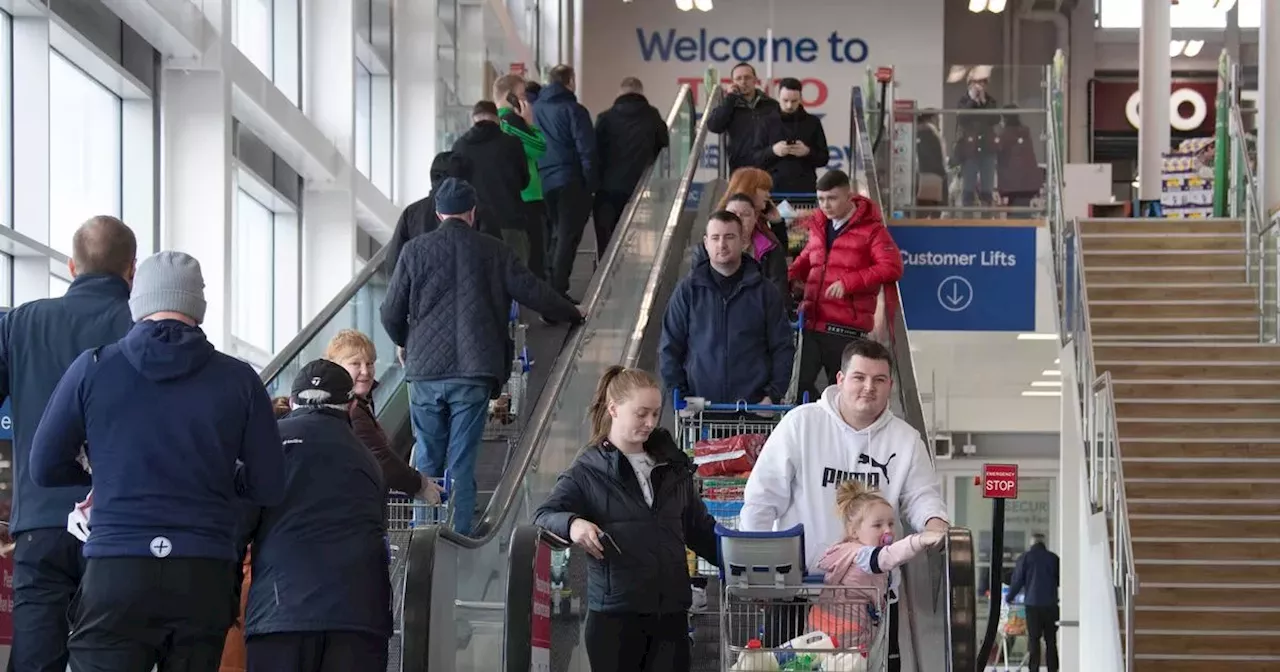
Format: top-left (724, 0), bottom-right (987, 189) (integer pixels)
top-left (598, 531), bottom-right (623, 555)
top-left (506, 92), bottom-right (522, 110)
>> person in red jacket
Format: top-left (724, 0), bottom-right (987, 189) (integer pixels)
top-left (788, 169), bottom-right (903, 402)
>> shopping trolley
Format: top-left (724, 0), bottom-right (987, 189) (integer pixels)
top-left (716, 526), bottom-right (889, 672)
top-left (485, 301), bottom-right (531, 442)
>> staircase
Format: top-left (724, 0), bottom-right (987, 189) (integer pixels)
top-left (1080, 217), bottom-right (1280, 671)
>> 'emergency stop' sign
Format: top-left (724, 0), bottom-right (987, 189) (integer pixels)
top-left (982, 463), bottom-right (1019, 499)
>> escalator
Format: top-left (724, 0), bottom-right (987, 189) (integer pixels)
top-left (392, 82), bottom-right (979, 672)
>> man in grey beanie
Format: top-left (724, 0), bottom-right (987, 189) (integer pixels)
top-left (31, 250), bottom-right (286, 671)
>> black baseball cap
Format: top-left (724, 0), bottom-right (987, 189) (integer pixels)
top-left (291, 359), bottom-right (355, 406)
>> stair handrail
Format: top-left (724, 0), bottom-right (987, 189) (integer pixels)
top-left (1045, 49), bottom-right (1139, 672)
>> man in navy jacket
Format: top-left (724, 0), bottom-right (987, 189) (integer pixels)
top-left (243, 359), bottom-right (392, 670)
top-left (1008, 534), bottom-right (1061, 672)
top-left (30, 250), bottom-right (285, 671)
top-left (0, 215), bottom-right (136, 672)
top-left (660, 210), bottom-right (795, 405)
top-left (534, 64), bottom-right (597, 303)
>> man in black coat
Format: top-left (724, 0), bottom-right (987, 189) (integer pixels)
top-left (379, 178), bottom-right (584, 534)
top-left (383, 151), bottom-right (472, 277)
top-left (755, 77), bottom-right (829, 195)
top-left (705, 62), bottom-right (781, 173)
top-left (453, 100), bottom-right (533, 264)
top-left (0, 216), bottom-right (136, 672)
top-left (592, 77), bottom-right (670, 258)
top-left (242, 359), bottom-right (392, 671)
top-left (1007, 534), bottom-right (1061, 672)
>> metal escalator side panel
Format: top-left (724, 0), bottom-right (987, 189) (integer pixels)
top-left (946, 528), bottom-right (978, 672)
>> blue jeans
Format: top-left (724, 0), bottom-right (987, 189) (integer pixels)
top-left (960, 154), bottom-right (996, 207)
top-left (409, 379), bottom-right (490, 535)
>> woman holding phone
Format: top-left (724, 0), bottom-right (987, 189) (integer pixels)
top-left (534, 366), bottom-right (719, 672)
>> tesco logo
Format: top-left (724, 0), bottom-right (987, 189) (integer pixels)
top-left (1124, 86), bottom-right (1209, 132)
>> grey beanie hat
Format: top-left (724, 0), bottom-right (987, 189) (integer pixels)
top-left (129, 251), bottom-right (208, 324)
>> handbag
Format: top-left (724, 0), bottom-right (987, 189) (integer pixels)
top-left (917, 173), bottom-right (945, 203)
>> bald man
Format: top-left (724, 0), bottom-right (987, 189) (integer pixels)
top-left (0, 215), bottom-right (137, 672)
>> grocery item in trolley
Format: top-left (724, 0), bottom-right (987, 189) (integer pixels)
top-left (692, 432), bottom-right (766, 478)
top-left (485, 301), bottom-right (530, 440)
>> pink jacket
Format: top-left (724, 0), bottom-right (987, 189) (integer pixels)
top-left (817, 534), bottom-right (932, 589)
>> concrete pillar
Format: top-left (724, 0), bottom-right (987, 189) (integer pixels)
top-left (11, 16), bottom-right (50, 305)
top-left (1137, 0), bottom-right (1171, 204)
top-left (393, 0), bottom-right (441, 204)
top-left (1260, 0), bottom-right (1280, 218)
top-left (161, 1), bottom-right (235, 350)
top-left (301, 0), bottom-right (357, 321)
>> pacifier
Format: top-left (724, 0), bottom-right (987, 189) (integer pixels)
top-left (880, 531), bottom-right (895, 546)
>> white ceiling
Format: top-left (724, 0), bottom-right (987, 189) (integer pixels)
top-left (906, 331), bottom-right (1062, 433)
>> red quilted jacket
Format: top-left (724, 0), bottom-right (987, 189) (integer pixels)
top-left (788, 196), bottom-right (903, 334)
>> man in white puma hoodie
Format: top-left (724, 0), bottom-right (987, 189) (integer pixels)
top-left (740, 338), bottom-right (948, 669)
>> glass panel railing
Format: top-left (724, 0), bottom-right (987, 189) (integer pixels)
top-left (851, 83), bottom-right (976, 672)
top-left (404, 84), bottom-right (706, 672)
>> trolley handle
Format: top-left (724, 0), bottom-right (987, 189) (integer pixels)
top-left (791, 308), bottom-right (804, 332)
top-left (508, 300), bottom-right (520, 323)
top-left (672, 390), bottom-right (798, 414)
top-left (390, 470), bottom-right (450, 503)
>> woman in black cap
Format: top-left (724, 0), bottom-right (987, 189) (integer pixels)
top-left (240, 359), bottom-right (392, 671)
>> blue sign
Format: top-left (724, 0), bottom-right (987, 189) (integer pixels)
top-left (889, 226), bottom-right (1036, 331)
top-left (685, 182), bottom-right (705, 211)
top-left (0, 399), bottom-right (9, 442)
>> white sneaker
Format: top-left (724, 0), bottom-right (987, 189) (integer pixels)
top-left (690, 586), bottom-right (708, 612)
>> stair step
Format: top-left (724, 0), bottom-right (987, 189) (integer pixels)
top-left (1119, 420), bottom-right (1280, 440)
top-left (1116, 401), bottom-right (1280, 420)
top-left (1087, 267), bottom-right (1248, 284)
top-left (1081, 233), bottom-right (1246, 252)
top-left (1089, 283), bottom-right (1257, 302)
top-left (1083, 251), bottom-right (1246, 267)
top-left (1136, 660), bottom-right (1280, 672)
top-left (1097, 343), bottom-right (1280, 362)
top-left (1137, 562), bottom-right (1280, 584)
top-left (1080, 218), bottom-right (1244, 235)
top-left (1127, 480), bottom-right (1279, 500)
top-left (1123, 459), bottom-right (1280, 479)
top-left (1102, 362), bottom-right (1280, 380)
top-left (1137, 585), bottom-right (1280, 608)
top-left (1136, 632), bottom-right (1280, 657)
top-left (1130, 515), bottom-right (1280, 538)
top-left (1092, 317), bottom-right (1258, 339)
top-left (1135, 539), bottom-right (1280, 562)
top-left (1122, 442), bottom-right (1280, 459)
top-left (1090, 301), bottom-right (1256, 319)
top-left (1129, 498), bottom-right (1280, 515)
top-left (1113, 381), bottom-right (1280, 399)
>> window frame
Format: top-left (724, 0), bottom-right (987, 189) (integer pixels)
top-left (229, 163), bottom-right (301, 369)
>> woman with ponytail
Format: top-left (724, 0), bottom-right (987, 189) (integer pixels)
top-left (534, 366), bottom-right (718, 672)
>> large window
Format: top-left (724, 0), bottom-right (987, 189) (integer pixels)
top-left (48, 51), bottom-right (122, 259)
top-left (232, 185), bottom-right (300, 366)
top-left (233, 0), bottom-right (301, 104)
top-left (1098, 0), bottom-right (1262, 28)
top-left (355, 61), bottom-right (372, 177)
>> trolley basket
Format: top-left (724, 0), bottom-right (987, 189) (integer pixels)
top-left (720, 582), bottom-right (889, 671)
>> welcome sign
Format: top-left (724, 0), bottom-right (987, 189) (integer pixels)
top-left (580, 0), bottom-right (945, 177)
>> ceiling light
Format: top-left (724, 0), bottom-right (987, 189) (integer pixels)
top-left (968, 0), bottom-right (987, 11)
top-left (1031, 381), bottom-right (1062, 387)
top-left (675, 0), bottom-right (694, 10)
top-left (986, 0), bottom-right (1007, 11)
top-left (1054, 358), bottom-right (1060, 364)
top-left (692, 0), bottom-right (712, 9)
top-left (968, 0), bottom-right (1007, 11)
top-left (1169, 40), bottom-right (1186, 58)
top-left (1022, 390), bottom-right (1062, 397)
top-left (1183, 40), bottom-right (1204, 57)
top-left (1042, 370), bottom-right (1061, 376)
top-left (1017, 333), bottom-right (1059, 341)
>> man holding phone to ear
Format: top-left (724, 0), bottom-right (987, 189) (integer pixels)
top-left (496, 74), bottom-right (550, 279)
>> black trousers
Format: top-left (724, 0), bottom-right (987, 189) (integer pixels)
top-left (592, 190), bottom-right (631, 259)
top-left (9, 528), bottom-right (86, 672)
top-left (544, 180), bottom-right (592, 296)
top-left (1025, 604), bottom-right (1059, 672)
top-left (245, 631), bottom-right (389, 672)
top-left (67, 557), bottom-right (238, 672)
top-left (796, 330), bottom-right (865, 403)
top-left (584, 611), bottom-right (690, 672)
top-left (524, 199), bottom-right (549, 280)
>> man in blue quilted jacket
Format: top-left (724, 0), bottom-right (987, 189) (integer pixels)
top-left (380, 178), bottom-right (584, 534)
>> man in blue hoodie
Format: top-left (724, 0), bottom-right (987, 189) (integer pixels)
top-left (0, 215), bottom-right (135, 672)
top-left (534, 64), bottom-right (597, 305)
top-left (242, 358), bottom-right (391, 670)
top-left (29, 250), bottom-right (286, 671)
top-left (659, 210), bottom-right (795, 405)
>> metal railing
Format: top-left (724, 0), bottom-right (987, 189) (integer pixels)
top-left (1044, 49), bottom-right (1138, 672)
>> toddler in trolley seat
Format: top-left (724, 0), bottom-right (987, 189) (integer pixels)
top-left (808, 481), bottom-right (944, 651)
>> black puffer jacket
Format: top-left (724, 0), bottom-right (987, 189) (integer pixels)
top-left (383, 151), bottom-right (475, 277)
top-left (451, 121), bottom-right (531, 233)
top-left (595, 93), bottom-right (670, 197)
top-left (534, 429), bottom-right (718, 615)
top-left (705, 89), bottom-right (781, 173)
top-left (754, 107), bottom-right (829, 195)
top-left (379, 218), bottom-right (582, 396)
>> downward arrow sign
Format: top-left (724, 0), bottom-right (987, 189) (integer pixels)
top-left (947, 282), bottom-right (965, 305)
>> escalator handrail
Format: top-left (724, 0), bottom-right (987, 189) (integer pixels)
top-left (623, 86), bottom-right (723, 367)
top-left (435, 84), bottom-right (704, 550)
top-left (258, 243), bottom-right (392, 387)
